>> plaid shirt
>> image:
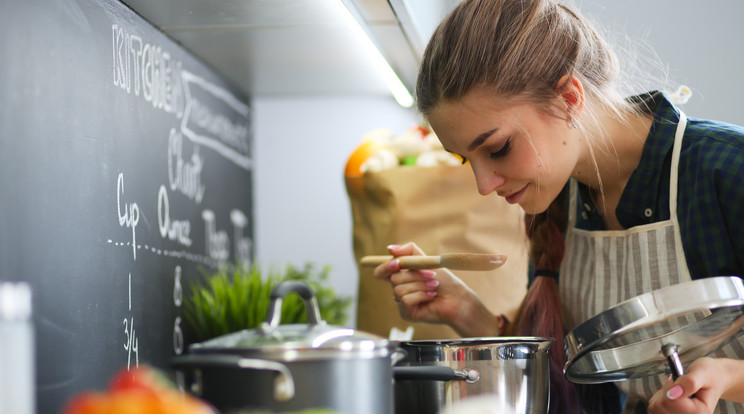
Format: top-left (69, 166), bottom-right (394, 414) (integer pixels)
top-left (575, 91), bottom-right (744, 279)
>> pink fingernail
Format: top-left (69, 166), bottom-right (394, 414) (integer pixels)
top-left (387, 244), bottom-right (400, 250)
top-left (666, 385), bottom-right (683, 400)
top-left (426, 280), bottom-right (439, 287)
top-left (426, 291), bottom-right (437, 297)
top-left (420, 270), bottom-right (436, 279)
top-left (388, 259), bottom-right (399, 269)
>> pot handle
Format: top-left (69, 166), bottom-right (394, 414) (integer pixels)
top-left (391, 348), bottom-right (407, 366)
top-left (262, 281), bottom-right (324, 332)
top-left (393, 366), bottom-right (480, 383)
top-left (171, 354), bottom-right (295, 402)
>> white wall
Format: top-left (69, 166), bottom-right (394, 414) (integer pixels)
top-left (253, 95), bottom-right (419, 326)
top-left (252, 1), bottom-right (744, 329)
top-left (571, 0), bottom-right (744, 125)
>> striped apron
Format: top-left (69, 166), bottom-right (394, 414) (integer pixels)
top-left (559, 112), bottom-right (744, 413)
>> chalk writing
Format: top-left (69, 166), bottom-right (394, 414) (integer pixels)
top-left (123, 317), bottom-right (139, 369)
top-left (168, 128), bottom-right (206, 204)
top-left (112, 24), bottom-right (184, 117)
top-left (231, 209), bottom-right (251, 266)
top-left (174, 265), bottom-right (186, 392)
top-left (173, 266), bottom-right (184, 356)
top-left (107, 239), bottom-right (223, 267)
top-left (117, 173), bottom-right (139, 260)
top-left (181, 71), bottom-right (252, 170)
top-left (189, 97), bottom-right (249, 154)
top-left (202, 210), bottom-right (229, 261)
top-left (173, 316), bottom-right (183, 356)
top-left (158, 185), bottom-right (192, 246)
top-left (124, 273), bottom-right (139, 370)
top-left (108, 20), bottom-right (253, 392)
top-left (173, 266), bottom-right (183, 307)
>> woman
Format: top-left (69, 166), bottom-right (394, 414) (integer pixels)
top-left (373, 0), bottom-right (744, 413)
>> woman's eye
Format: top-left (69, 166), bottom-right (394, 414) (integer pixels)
top-left (489, 137), bottom-right (511, 159)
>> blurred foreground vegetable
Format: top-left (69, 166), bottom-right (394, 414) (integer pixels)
top-left (184, 263), bottom-right (352, 341)
top-left (63, 366), bottom-right (214, 414)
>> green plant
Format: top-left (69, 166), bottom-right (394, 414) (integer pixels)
top-left (183, 262), bottom-right (352, 342)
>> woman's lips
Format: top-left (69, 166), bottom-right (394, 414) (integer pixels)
top-left (504, 185), bottom-right (527, 204)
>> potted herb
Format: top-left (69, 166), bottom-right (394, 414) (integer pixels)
top-left (184, 262), bottom-right (351, 342)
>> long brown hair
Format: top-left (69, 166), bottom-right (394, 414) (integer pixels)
top-left (416, 0), bottom-right (642, 412)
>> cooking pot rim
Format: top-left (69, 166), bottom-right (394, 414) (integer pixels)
top-left (396, 336), bottom-right (555, 347)
top-left (188, 341), bottom-right (400, 362)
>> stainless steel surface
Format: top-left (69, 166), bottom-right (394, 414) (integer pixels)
top-left (565, 276), bottom-right (744, 384)
top-left (172, 354), bottom-right (295, 401)
top-left (175, 354), bottom-right (394, 413)
top-left (174, 281), bottom-right (397, 414)
top-left (392, 365), bottom-right (479, 382)
top-left (662, 344), bottom-right (684, 380)
top-left (394, 337), bottom-right (554, 414)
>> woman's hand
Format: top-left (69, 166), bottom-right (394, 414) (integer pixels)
top-left (372, 242), bottom-right (501, 337)
top-left (648, 357), bottom-right (744, 413)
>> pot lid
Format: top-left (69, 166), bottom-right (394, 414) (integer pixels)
top-left (189, 281), bottom-right (391, 360)
top-left (190, 322), bottom-right (390, 356)
top-left (564, 276), bottom-right (744, 384)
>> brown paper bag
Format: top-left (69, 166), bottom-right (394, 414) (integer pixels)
top-left (346, 165), bottom-right (530, 339)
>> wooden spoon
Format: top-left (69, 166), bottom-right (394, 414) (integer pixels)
top-left (360, 253), bottom-right (507, 271)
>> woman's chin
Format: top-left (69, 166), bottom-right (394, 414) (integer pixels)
top-left (519, 199), bottom-right (550, 215)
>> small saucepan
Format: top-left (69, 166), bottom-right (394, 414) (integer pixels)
top-left (394, 337), bottom-right (554, 414)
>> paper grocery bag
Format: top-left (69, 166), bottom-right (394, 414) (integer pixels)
top-left (346, 165), bottom-right (529, 339)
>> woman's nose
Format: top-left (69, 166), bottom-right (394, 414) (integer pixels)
top-left (471, 162), bottom-right (506, 196)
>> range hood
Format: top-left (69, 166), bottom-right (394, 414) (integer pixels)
top-left (121, 0), bottom-right (460, 99)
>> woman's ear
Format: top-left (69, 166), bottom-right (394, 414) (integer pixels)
top-left (555, 75), bottom-right (585, 125)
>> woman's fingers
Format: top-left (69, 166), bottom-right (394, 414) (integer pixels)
top-left (390, 269), bottom-right (436, 285)
top-left (397, 288), bottom-right (438, 306)
top-left (388, 242), bottom-right (425, 257)
top-left (648, 358), bottom-right (726, 414)
top-left (390, 270), bottom-right (439, 302)
top-left (366, 241), bottom-right (499, 337)
top-left (648, 376), bottom-right (673, 411)
top-left (394, 274), bottom-right (437, 295)
top-left (373, 242), bottom-right (427, 281)
top-left (372, 257), bottom-right (400, 280)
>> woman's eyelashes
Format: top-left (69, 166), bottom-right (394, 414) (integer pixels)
top-left (488, 137), bottom-right (512, 159)
top-left (454, 136), bottom-right (510, 163)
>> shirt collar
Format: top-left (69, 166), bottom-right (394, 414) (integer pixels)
top-left (615, 91), bottom-right (682, 226)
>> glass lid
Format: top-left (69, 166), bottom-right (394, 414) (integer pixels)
top-left (189, 281), bottom-right (390, 357)
top-left (192, 322), bottom-right (388, 352)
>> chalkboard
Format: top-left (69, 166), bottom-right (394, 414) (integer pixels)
top-left (0, 1), bottom-right (253, 412)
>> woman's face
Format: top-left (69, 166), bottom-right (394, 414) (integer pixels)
top-left (428, 90), bottom-right (582, 214)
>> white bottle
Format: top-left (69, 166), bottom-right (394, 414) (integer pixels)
top-left (0, 282), bottom-right (35, 414)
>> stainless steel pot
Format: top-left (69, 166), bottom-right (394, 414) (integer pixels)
top-left (173, 281), bottom-right (399, 414)
top-left (394, 337), bottom-right (554, 414)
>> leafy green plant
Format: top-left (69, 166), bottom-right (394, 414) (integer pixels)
top-left (183, 262), bottom-right (352, 342)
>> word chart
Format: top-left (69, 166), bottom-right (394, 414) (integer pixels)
top-left (0, 1), bottom-right (253, 412)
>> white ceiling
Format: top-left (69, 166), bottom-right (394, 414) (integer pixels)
top-left (121, 0), bottom-right (431, 98)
